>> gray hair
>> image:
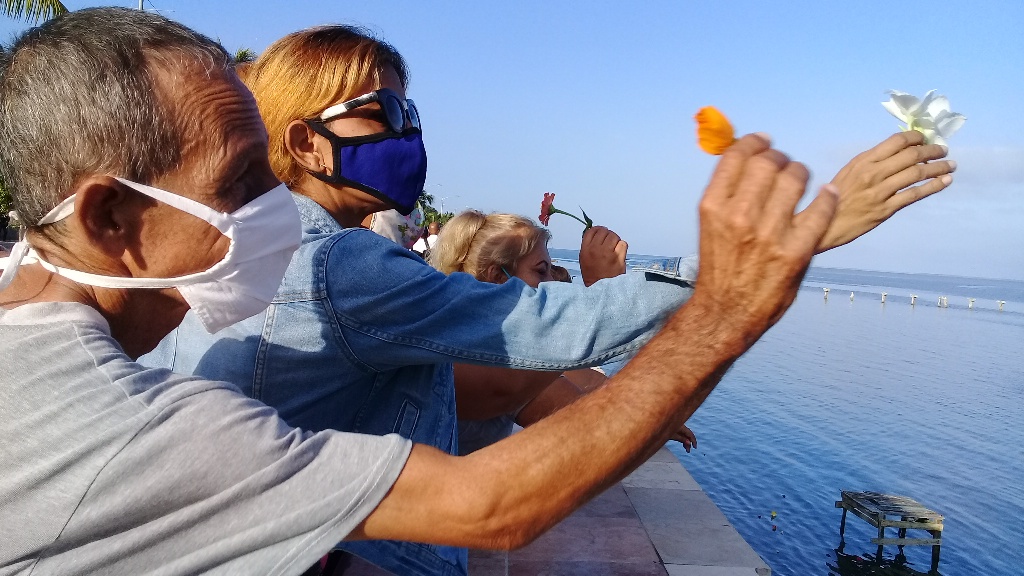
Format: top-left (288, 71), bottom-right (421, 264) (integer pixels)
top-left (0, 7), bottom-right (231, 230)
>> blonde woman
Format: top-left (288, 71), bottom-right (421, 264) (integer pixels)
top-left (431, 210), bottom-right (697, 454)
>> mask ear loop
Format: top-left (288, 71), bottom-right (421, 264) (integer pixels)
top-left (500, 266), bottom-right (514, 281)
top-left (0, 209), bottom-right (39, 291)
top-left (0, 241), bottom-right (30, 292)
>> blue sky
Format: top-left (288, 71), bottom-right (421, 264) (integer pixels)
top-left (4, 1), bottom-right (1022, 279)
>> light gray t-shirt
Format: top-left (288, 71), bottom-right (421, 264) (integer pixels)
top-left (0, 302), bottom-right (412, 576)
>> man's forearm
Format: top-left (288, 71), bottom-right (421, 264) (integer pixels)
top-left (356, 292), bottom-right (747, 549)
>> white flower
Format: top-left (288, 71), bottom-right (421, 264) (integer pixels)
top-left (882, 89), bottom-right (966, 146)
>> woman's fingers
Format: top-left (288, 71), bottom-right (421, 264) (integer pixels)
top-left (875, 142), bottom-right (950, 181)
top-left (886, 174), bottom-right (954, 212)
top-left (880, 160), bottom-right (956, 196)
top-left (583, 226), bottom-right (622, 249)
top-left (614, 240), bottom-right (628, 262)
top-left (859, 131), bottom-right (925, 163)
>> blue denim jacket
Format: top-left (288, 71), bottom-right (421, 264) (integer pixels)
top-left (142, 194), bottom-right (693, 575)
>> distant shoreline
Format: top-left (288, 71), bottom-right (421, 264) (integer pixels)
top-left (548, 248), bottom-right (1024, 284)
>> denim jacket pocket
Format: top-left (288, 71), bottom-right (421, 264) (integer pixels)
top-left (395, 400), bottom-right (420, 439)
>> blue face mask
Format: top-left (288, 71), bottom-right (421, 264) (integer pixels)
top-left (305, 124), bottom-right (427, 216)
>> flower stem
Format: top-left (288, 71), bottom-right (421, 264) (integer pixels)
top-left (550, 207), bottom-right (590, 227)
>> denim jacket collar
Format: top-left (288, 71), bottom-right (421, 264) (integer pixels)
top-left (291, 192), bottom-right (346, 234)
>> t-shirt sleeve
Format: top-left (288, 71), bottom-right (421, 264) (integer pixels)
top-left (51, 382), bottom-right (412, 576)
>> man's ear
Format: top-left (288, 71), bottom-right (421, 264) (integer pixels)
top-left (71, 176), bottom-right (138, 256)
top-left (285, 120), bottom-right (330, 176)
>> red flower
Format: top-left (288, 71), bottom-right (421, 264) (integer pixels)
top-left (538, 191), bottom-right (591, 229)
top-left (539, 192), bottom-right (555, 226)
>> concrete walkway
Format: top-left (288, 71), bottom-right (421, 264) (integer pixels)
top-left (346, 447), bottom-right (770, 575)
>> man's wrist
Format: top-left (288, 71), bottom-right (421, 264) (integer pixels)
top-left (669, 289), bottom-right (762, 361)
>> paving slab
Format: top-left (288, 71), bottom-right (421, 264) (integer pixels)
top-left (467, 556), bottom-right (508, 576)
top-left (625, 487), bottom-right (768, 571)
top-left (623, 461), bottom-right (702, 491)
top-left (512, 515), bottom-right (661, 563)
top-left (572, 482), bottom-right (639, 519)
top-left (664, 565), bottom-right (771, 576)
top-left (645, 448), bottom-right (683, 463)
top-left (463, 446), bottom-right (771, 575)
top-left (509, 560), bottom-right (668, 575)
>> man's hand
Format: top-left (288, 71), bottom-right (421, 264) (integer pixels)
top-left (693, 133), bottom-right (839, 350)
top-left (579, 226), bottom-right (628, 286)
top-left (819, 131), bottom-right (954, 252)
top-left (671, 424), bottom-right (697, 453)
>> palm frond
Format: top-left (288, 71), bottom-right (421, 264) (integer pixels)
top-left (2, 0), bottom-right (69, 23)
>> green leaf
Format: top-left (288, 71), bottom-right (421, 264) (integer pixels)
top-left (2, 0), bottom-right (69, 23)
top-left (580, 207), bottom-right (593, 229)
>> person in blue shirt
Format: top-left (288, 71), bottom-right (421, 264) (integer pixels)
top-left (142, 24), bottom-right (956, 576)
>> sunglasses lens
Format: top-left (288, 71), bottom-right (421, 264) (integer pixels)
top-left (406, 100), bottom-right (421, 130)
top-left (383, 96), bottom-right (405, 132)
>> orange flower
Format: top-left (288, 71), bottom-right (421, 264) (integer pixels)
top-left (694, 106), bottom-right (736, 155)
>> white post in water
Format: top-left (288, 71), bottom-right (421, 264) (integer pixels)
top-left (881, 292), bottom-right (887, 304)
top-left (823, 287), bottom-right (830, 301)
top-left (910, 294), bottom-right (917, 306)
top-left (998, 300), bottom-right (1006, 311)
top-left (968, 298), bottom-right (976, 309)
top-left (850, 292), bottom-right (855, 302)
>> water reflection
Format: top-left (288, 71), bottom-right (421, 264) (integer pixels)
top-left (828, 546), bottom-right (938, 576)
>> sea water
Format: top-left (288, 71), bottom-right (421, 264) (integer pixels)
top-left (550, 250), bottom-right (1023, 576)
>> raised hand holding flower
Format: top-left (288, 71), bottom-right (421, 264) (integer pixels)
top-left (821, 131), bottom-right (956, 251)
top-left (539, 192), bottom-right (593, 229)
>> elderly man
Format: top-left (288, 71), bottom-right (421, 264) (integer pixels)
top-left (0, 7), bottom-right (837, 576)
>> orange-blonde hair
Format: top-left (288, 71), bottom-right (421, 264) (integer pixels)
top-left (429, 210), bottom-right (551, 282)
top-left (242, 25), bottom-right (408, 186)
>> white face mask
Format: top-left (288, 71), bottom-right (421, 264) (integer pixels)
top-left (0, 178), bottom-right (302, 333)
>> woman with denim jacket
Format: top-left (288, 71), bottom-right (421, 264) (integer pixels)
top-left (141, 24), bottom-right (955, 576)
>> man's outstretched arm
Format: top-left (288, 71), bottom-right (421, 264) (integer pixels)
top-left (352, 133), bottom-right (840, 549)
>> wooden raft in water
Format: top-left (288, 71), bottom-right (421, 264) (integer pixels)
top-left (835, 490), bottom-right (944, 573)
